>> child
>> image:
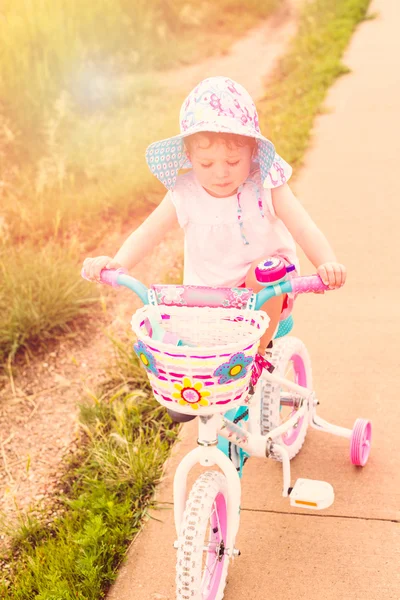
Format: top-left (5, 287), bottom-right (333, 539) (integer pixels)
top-left (83, 76), bottom-right (346, 356)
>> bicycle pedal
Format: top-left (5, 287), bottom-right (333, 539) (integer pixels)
top-left (289, 478), bottom-right (334, 510)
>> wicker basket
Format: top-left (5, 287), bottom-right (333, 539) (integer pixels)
top-left (131, 304), bottom-right (269, 415)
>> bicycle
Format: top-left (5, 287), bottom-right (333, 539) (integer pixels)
top-left (82, 260), bottom-right (372, 600)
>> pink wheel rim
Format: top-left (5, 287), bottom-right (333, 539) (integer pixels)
top-left (282, 353), bottom-right (307, 447)
top-left (202, 492), bottom-right (227, 599)
top-left (350, 419), bottom-right (372, 466)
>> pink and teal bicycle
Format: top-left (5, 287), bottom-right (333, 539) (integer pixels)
top-left (83, 259), bottom-right (372, 600)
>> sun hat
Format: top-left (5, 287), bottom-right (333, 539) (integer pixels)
top-left (145, 76), bottom-right (292, 243)
top-left (146, 76), bottom-right (291, 189)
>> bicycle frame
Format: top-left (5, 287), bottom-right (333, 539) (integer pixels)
top-left (172, 377), bottom-right (301, 555)
top-left (172, 366), bottom-right (355, 554)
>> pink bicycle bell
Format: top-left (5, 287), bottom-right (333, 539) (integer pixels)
top-left (255, 257), bottom-right (295, 286)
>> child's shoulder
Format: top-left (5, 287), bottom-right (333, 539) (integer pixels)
top-left (173, 170), bottom-right (198, 194)
top-left (169, 172), bottom-right (200, 221)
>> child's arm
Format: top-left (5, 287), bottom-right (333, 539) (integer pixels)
top-left (272, 183), bottom-right (346, 288)
top-left (113, 193), bottom-right (178, 268)
top-left (83, 193), bottom-right (178, 281)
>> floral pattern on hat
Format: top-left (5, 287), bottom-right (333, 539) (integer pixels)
top-left (146, 77), bottom-right (291, 191)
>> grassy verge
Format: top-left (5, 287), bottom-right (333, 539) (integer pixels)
top-left (1, 0), bottom-right (372, 594)
top-left (0, 341), bottom-right (178, 599)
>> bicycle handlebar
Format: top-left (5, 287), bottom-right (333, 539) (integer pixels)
top-left (81, 267), bottom-right (149, 304)
top-left (291, 275), bottom-right (329, 295)
top-left (81, 268), bottom-right (331, 308)
top-left (253, 275), bottom-right (329, 309)
top-left (98, 267), bottom-right (127, 287)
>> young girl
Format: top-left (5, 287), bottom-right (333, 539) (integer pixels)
top-left (83, 76), bottom-right (346, 355)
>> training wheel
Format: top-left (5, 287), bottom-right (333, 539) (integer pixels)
top-left (350, 418), bottom-right (372, 466)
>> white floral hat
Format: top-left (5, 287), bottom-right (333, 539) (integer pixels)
top-left (145, 76), bottom-right (292, 191)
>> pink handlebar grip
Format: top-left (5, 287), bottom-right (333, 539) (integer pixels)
top-left (100, 268), bottom-right (127, 287)
top-left (292, 275), bottom-right (330, 295)
top-left (81, 267), bottom-right (127, 287)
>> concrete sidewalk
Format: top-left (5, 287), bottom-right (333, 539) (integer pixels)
top-left (108, 1), bottom-right (400, 598)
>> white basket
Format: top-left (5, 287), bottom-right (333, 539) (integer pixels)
top-left (131, 304), bottom-right (269, 415)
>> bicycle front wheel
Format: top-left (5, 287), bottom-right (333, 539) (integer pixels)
top-left (176, 471), bottom-right (229, 600)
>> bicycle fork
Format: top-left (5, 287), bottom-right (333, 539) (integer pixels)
top-left (173, 415), bottom-right (242, 559)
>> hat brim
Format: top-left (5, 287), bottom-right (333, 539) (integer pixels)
top-left (146, 120), bottom-right (291, 190)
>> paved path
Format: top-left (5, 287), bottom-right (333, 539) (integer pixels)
top-left (108, 1), bottom-right (400, 598)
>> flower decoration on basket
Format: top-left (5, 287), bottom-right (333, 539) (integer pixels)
top-left (133, 340), bottom-right (159, 376)
top-left (213, 352), bottom-right (253, 384)
top-left (172, 377), bottom-right (211, 410)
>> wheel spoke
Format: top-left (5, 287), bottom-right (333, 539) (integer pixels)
top-left (206, 504), bottom-right (217, 543)
top-left (202, 555), bottom-right (219, 594)
top-left (214, 501), bottom-right (222, 537)
top-left (201, 499), bottom-right (223, 594)
top-left (284, 361), bottom-right (294, 380)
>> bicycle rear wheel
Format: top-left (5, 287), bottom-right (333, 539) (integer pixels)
top-left (261, 337), bottom-right (312, 460)
top-left (176, 471), bottom-right (229, 600)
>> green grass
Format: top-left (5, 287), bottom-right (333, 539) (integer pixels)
top-left (0, 341), bottom-right (178, 599)
top-left (0, 241), bottom-right (98, 364)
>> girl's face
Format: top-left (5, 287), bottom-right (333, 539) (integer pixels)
top-left (187, 135), bottom-right (254, 198)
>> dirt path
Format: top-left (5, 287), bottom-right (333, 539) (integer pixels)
top-left (128, 0), bottom-right (301, 98)
top-left (0, 0), bottom-right (302, 540)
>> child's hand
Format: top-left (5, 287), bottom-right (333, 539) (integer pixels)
top-left (317, 262), bottom-right (346, 289)
top-left (82, 256), bottom-right (122, 282)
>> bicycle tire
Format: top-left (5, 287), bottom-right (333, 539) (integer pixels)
top-left (176, 471), bottom-right (230, 600)
top-left (261, 336), bottom-right (312, 460)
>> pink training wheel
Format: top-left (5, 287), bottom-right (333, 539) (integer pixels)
top-left (350, 418), bottom-right (372, 466)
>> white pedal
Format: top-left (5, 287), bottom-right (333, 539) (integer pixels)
top-left (289, 478), bottom-right (334, 510)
